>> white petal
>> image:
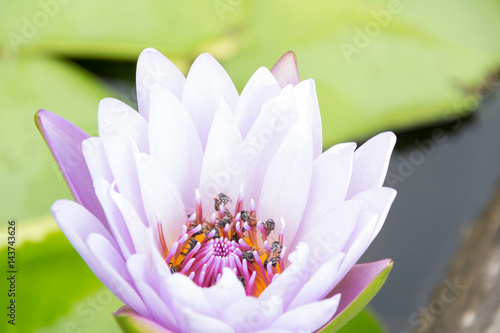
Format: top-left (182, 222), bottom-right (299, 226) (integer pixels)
top-left (257, 122), bottom-right (313, 243)
top-left (199, 98), bottom-right (245, 217)
top-left (290, 200), bottom-right (362, 270)
top-left (178, 306), bottom-right (235, 333)
top-left (350, 187), bottom-right (397, 243)
top-left (268, 295), bottom-right (341, 332)
top-left (259, 243), bottom-right (310, 310)
top-left (234, 67), bottom-right (281, 138)
top-left (94, 178), bottom-right (134, 258)
top-left (293, 79), bottom-right (323, 158)
top-left (288, 254), bottom-right (344, 310)
top-left (221, 295), bottom-right (283, 332)
top-left (294, 142), bottom-right (356, 245)
top-left (100, 134), bottom-right (147, 224)
top-left (163, 273), bottom-right (213, 317)
top-left (136, 48), bottom-right (186, 121)
top-left (346, 132), bottom-right (396, 199)
top-left (98, 97), bottom-right (149, 153)
top-left (203, 268), bottom-right (246, 314)
top-left (182, 53), bottom-right (239, 148)
top-left (242, 85), bottom-right (299, 205)
top-left (149, 86), bottom-right (203, 212)
top-left (87, 233), bottom-right (151, 318)
top-left (136, 153), bottom-right (186, 247)
top-left (82, 137), bottom-right (113, 183)
top-left (108, 185), bottom-right (155, 256)
top-left (126, 254), bottom-right (178, 331)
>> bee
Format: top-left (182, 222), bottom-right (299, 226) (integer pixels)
top-left (264, 257), bottom-right (279, 267)
top-left (217, 216), bottom-right (232, 228)
top-left (206, 226), bottom-right (220, 239)
top-left (240, 210), bottom-right (251, 222)
top-left (241, 251), bottom-right (255, 263)
top-left (237, 276), bottom-right (246, 288)
top-left (169, 263), bottom-right (179, 273)
top-left (214, 193), bottom-right (232, 211)
top-left (270, 241), bottom-right (282, 254)
top-left (264, 219), bottom-right (275, 236)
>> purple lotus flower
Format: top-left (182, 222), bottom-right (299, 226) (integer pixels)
top-left (36, 49), bottom-right (396, 332)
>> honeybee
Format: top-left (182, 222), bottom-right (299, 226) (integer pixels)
top-left (214, 193), bottom-right (232, 210)
top-left (241, 251), bottom-right (255, 263)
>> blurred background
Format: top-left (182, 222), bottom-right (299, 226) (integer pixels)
top-left (1, 0), bottom-right (500, 332)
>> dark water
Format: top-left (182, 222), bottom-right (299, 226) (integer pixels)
top-left (74, 58), bottom-right (500, 332)
top-left (363, 88), bottom-right (500, 332)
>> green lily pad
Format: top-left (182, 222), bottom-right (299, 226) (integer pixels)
top-left (0, 54), bottom-right (116, 223)
top-left (0, 228), bottom-right (115, 333)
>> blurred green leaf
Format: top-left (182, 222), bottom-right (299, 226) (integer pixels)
top-left (0, 54), bottom-right (116, 223)
top-left (336, 308), bottom-right (387, 333)
top-left (222, 0), bottom-right (500, 145)
top-left (0, 0), bottom-right (248, 61)
top-left (1, 229), bottom-right (118, 333)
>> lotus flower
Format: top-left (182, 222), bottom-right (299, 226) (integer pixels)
top-left (36, 49), bottom-right (396, 333)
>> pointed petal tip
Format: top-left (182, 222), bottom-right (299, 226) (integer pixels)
top-left (271, 51), bottom-right (300, 88)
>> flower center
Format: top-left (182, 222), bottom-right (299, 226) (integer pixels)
top-left (157, 187), bottom-right (286, 296)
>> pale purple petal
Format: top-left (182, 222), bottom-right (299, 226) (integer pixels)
top-left (293, 79), bottom-right (323, 158)
top-left (87, 233), bottom-right (151, 318)
top-left (293, 142), bottom-right (356, 246)
top-left (234, 67), bottom-right (281, 138)
top-left (257, 122), bottom-right (313, 243)
top-left (36, 110), bottom-right (107, 225)
top-left (114, 306), bottom-right (174, 333)
top-left (177, 307), bottom-right (235, 333)
top-left (126, 254), bottom-right (179, 331)
top-left (202, 268), bottom-right (246, 314)
top-left (199, 98), bottom-right (245, 217)
top-left (94, 178), bottom-right (135, 258)
top-left (100, 134), bottom-right (147, 224)
top-left (135, 153), bottom-right (186, 247)
top-left (346, 132), bottom-right (396, 199)
top-left (182, 53), bottom-right (239, 148)
top-left (269, 295), bottom-right (341, 332)
top-left (82, 137), bottom-right (114, 183)
top-left (98, 97), bottom-right (149, 153)
top-left (221, 295), bottom-right (283, 331)
top-left (270, 51), bottom-right (300, 88)
top-left (136, 47), bottom-right (186, 121)
top-left (149, 86), bottom-right (203, 212)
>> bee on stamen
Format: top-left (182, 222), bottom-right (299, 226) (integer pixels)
top-left (237, 276), bottom-right (246, 288)
top-left (240, 210), bottom-right (251, 222)
top-left (265, 219), bottom-right (275, 236)
top-left (169, 263), bottom-right (179, 273)
top-left (264, 257), bottom-right (279, 267)
top-left (217, 216), bottom-right (231, 228)
top-left (241, 251), bottom-right (255, 263)
top-left (214, 193), bottom-right (231, 210)
top-left (270, 241), bottom-right (282, 254)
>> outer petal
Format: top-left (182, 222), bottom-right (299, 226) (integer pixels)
top-left (321, 260), bottom-right (393, 331)
top-left (202, 268), bottom-right (246, 315)
top-left (269, 295), bottom-right (341, 333)
top-left (82, 137), bottom-right (114, 183)
top-left (234, 67), bottom-right (281, 138)
top-left (178, 307), bottom-right (235, 333)
top-left (271, 51), bottom-right (300, 88)
top-left (36, 109), bottom-right (107, 226)
top-left (182, 53), bottom-right (239, 148)
top-left (149, 86), bottom-right (203, 212)
top-left (126, 254), bottom-right (178, 331)
top-left (257, 122), bottom-right (313, 243)
top-left (346, 132), bottom-right (396, 199)
top-left (87, 233), bottom-right (150, 318)
top-left (221, 295), bottom-right (283, 332)
top-left (136, 47), bottom-right (186, 121)
top-left (114, 306), bottom-right (174, 333)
